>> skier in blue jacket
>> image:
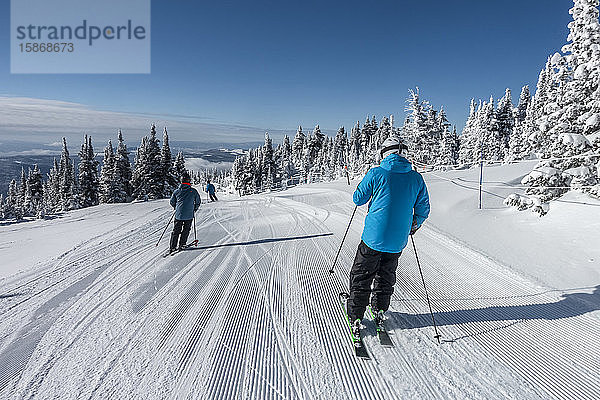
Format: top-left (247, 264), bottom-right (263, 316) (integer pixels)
top-left (348, 136), bottom-right (430, 335)
top-left (206, 180), bottom-right (218, 202)
top-left (169, 173), bottom-right (201, 253)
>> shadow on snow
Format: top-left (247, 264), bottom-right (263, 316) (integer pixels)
top-left (187, 232), bottom-right (334, 251)
top-left (389, 285), bottom-right (600, 342)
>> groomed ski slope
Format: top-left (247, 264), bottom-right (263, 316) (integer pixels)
top-left (1, 164), bottom-right (599, 399)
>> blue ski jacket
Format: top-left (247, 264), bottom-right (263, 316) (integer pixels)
top-left (353, 154), bottom-right (430, 253)
top-left (170, 183), bottom-right (201, 220)
top-left (206, 183), bottom-right (216, 194)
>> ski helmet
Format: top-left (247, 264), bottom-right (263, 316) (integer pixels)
top-left (379, 136), bottom-right (408, 160)
top-left (180, 173), bottom-right (191, 183)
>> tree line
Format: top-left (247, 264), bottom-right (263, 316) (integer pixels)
top-left (0, 124), bottom-right (188, 221)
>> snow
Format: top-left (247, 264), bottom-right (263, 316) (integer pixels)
top-left (550, 52), bottom-right (563, 65)
top-left (574, 64), bottom-right (587, 79)
top-left (585, 113), bottom-right (600, 129)
top-left (564, 166), bottom-right (591, 177)
top-left (559, 132), bottom-right (591, 148)
top-left (1, 168), bottom-right (600, 399)
top-left (521, 166), bottom-right (559, 184)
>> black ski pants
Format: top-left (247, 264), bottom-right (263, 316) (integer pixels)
top-left (170, 219), bottom-right (192, 250)
top-left (348, 241), bottom-right (401, 322)
top-left (209, 193), bottom-right (218, 202)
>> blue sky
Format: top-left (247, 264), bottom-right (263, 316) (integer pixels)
top-left (0, 0), bottom-right (573, 146)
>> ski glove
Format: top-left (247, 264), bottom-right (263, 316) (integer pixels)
top-left (410, 218), bottom-right (420, 236)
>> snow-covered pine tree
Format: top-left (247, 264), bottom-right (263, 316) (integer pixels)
top-left (78, 135), bottom-right (100, 208)
top-left (431, 107), bottom-right (451, 167)
top-left (439, 121), bottom-right (458, 168)
top-left (375, 117), bottom-right (393, 151)
top-left (251, 148), bottom-right (263, 194)
top-left (507, 119), bottom-right (526, 163)
top-left (459, 99), bottom-right (481, 166)
top-left (279, 135), bottom-right (294, 187)
top-left (262, 132), bottom-right (276, 191)
top-left (44, 158), bottom-right (60, 213)
top-left (477, 97), bottom-right (502, 162)
top-left (231, 156), bottom-right (245, 195)
top-left (174, 151), bottom-right (187, 180)
top-left (161, 127), bottom-right (178, 196)
top-left (303, 133), bottom-right (320, 183)
top-left (292, 125), bottom-right (305, 167)
top-left (520, 0), bottom-right (600, 210)
top-left (359, 116), bottom-right (372, 167)
top-left (313, 124), bottom-right (325, 150)
top-left (116, 130), bottom-right (133, 199)
top-left (348, 121), bottom-right (362, 175)
top-left (5, 179), bottom-right (22, 220)
top-left (131, 124), bottom-right (164, 200)
top-left (26, 165), bottom-right (44, 217)
top-left (404, 88), bottom-right (432, 167)
top-left (494, 89), bottom-right (515, 160)
top-left (516, 85), bottom-right (531, 125)
top-left (333, 126), bottom-right (348, 175)
top-left (17, 167), bottom-right (26, 214)
top-left (0, 194), bottom-right (4, 220)
top-left (507, 86), bottom-right (531, 162)
top-left (99, 140), bottom-right (125, 204)
top-left (59, 138), bottom-right (79, 211)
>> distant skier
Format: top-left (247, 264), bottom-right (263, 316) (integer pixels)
top-left (347, 136), bottom-right (430, 336)
top-left (168, 173), bottom-right (201, 253)
top-left (206, 179), bottom-right (218, 202)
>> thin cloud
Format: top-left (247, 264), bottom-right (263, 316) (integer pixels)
top-left (0, 96), bottom-right (274, 146)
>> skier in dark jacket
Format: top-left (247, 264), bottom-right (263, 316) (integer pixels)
top-left (348, 136), bottom-right (430, 336)
top-left (169, 174), bottom-right (201, 253)
top-left (206, 180), bottom-right (218, 202)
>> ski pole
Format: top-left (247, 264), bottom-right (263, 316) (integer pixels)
top-left (410, 235), bottom-right (441, 344)
top-left (156, 211), bottom-right (175, 247)
top-left (329, 205), bottom-right (358, 274)
top-left (193, 213), bottom-right (197, 242)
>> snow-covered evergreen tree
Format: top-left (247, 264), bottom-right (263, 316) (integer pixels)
top-left (348, 121), bottom-right (362, 174)
top-left (495, 88), bottom-right (515, 160)
top-left (459, 99), bottom-right (481, 166)
top-left (131, 124), bottom-right (164, 200)
top-left (174, 151), bottom-right (187, 180)
top-left (313, 125), bottom-right (325, 150)
top-left (44, 158), bottom-right (61, 213)
top-left (99, 140), bottom-right (127, 204)
top-left (516, 85), bottom-right (531, 124)
top-left (59, 138), bottom-right (79, 211)
top-left (404, 88), bottom-right (434, 166)
top-left (333, 126), bottom-right (348, 174)
top-left (6, 179), bottom-right (22, 220)
top-left (78, 135), bottom-right (100, 208)
top-left (116, 129), bottom-right (133, 198)
top-left (292, 126), bottom-right (305, 167)
top-left (161, 127), bottom-right (178, 196)
top-left (25, 165), bottom-right (44, 217)
top-left (262, 132), bottom-right (275, 191)
top-left (279, 135), bottom-right (294, 186)
top-left (518, 0), bottom-right (600, 211)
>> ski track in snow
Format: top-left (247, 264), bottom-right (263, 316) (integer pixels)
top-left (0, 188), bottom-right (599, 399)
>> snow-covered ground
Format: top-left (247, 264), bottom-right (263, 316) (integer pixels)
top-left (1, 164), bottom-right (599, 399)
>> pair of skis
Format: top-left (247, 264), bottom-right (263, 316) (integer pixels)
top-left (339, 292), bottom-right (393, 359)
top-left (162, 239), bottom-right (199, 257)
